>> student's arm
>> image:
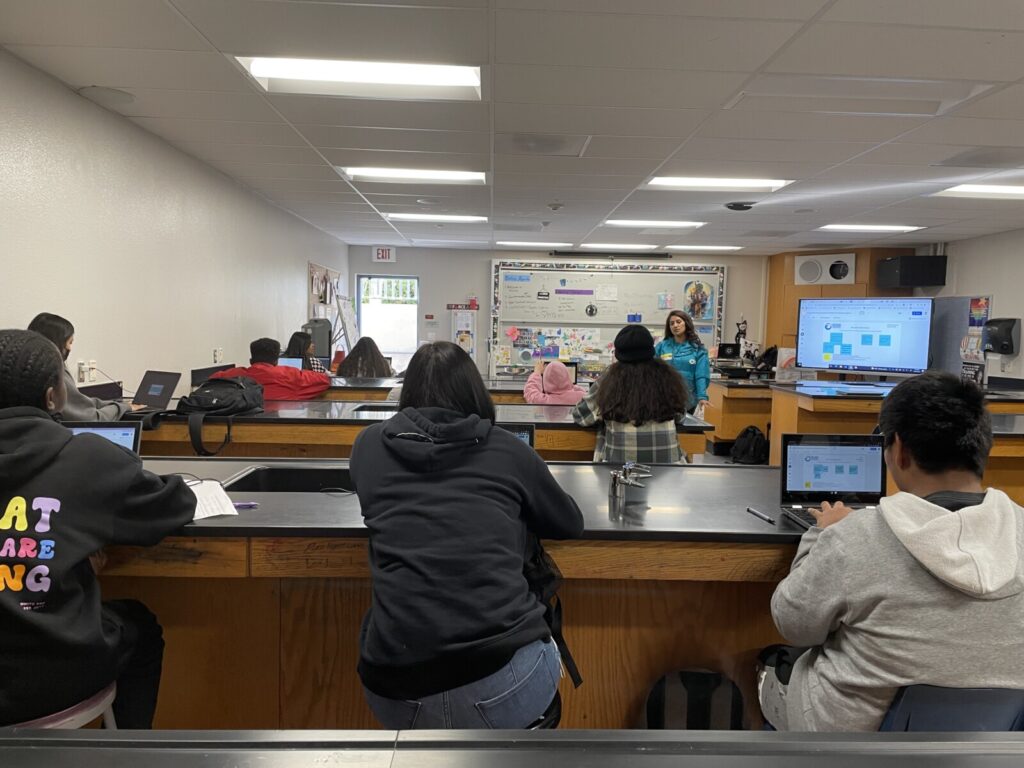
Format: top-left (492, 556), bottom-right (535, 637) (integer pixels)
top-left (291, 370), bottom-right (331, 399)
top-left (571, 389), bottom-right (601, 426)
top-left (523, 372), bottom-right (545, 404)
top-left (109, 459), bottom-right (197, 546)
top-left (519, 449), bottom-right (584, 539)
top-left (694, 348), bottom-right (711, 402)
top-left (60, 371), bottom-right (129, 422)
top-left (770, 527), bottom-right (850, 647)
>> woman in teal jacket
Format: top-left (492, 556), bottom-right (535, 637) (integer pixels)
top-left (654, 310), bottom-right (710, 412)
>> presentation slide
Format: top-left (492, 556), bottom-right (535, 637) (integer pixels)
top-left (786, 445), bottom-right (884, 494)
top-left (796, 298), bottom-right (932, 373)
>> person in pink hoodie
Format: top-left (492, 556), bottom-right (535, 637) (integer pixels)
top-left (523, 360), bottom-right (587, 405)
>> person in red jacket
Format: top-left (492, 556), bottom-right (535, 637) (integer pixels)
top-left (211, 338), bottom-right (330, 400)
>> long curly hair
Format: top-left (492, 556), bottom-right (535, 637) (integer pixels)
top-left (0, 329), bottom-right (64, 410)
top-left (595, 358), bottom-right (689, 425)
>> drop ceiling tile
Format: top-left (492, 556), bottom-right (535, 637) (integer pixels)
top-left (494, 155), bottom-right (660, 176)
top-left (495, 0), bottom-right (829, 19)
top-left (652, 158), bottom-right (832, 179)
top-left (671, 137), bottom-right (875, 164)
top-left (214, 162), bottom-right (340, 181)
top-left (952, 85), bottom-right (1024, 121)
top-left (276, 97), bottom-right (490, 132)
top-left (173, 142), bottom-right (325, 165)
top-left (320, 149), bottom-right (489, 172)
top-left (173, 0), bottom-right (487, 63)
top-left (495, 172), bottom-right (644, 189)
top-left (823, 0), bottom-right (1024, 31)
top-left (767, 23), bottom-right (1024, 81)
top-left (130, 116), bottom-right (301, 145)
top-left (697, 110), bottom-right (927, 142)
top-left (494, 103), bottom-right (709, 139)
top-left (495, 65), bottom-right (746, 109)
top-left (493, 187), bottom-right (629, 202)
top-left (110, 90), bottom-right (282, 122)
top-left (848, 143), bottom-right (973, 166)
top-left (4, 46), bottom-right (250, 91)
top-left (0, 0), bottom-right (207, 49)
top-left (900, 117), bottom-right (1024, 147)
top-left (303, 128), bottom-right (490, 155)
top-left (245, 178), bottom-right (357, 193)
top-left (496, 10), bottom-right (800, 71)
top-left (583, 136), bottom-right (685, 159)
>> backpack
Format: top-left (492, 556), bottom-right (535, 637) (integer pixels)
top-left (643, 669), bottom-right (744, 729)
top-left (523, 533), bottom-right (583, 688)
top-left (753, 345), bottom-right (779, 371)
top-left (174, 377), bottom-right (264, 456)
top-left (729, 425), bottom-right (769, 465)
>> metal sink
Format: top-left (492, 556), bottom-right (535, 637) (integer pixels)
top-left (223, 466), bottom-right (354, 493)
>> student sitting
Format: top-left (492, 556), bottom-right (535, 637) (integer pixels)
top-left (0, 329), bottom-right (196, 728)
top-left (523, 360), bottom-right (586, 406)
top-left (571, 325), bottom-right (689, 463)
top-left (211, 338), bottom-right (330, 400)
top-left (350, 341), bottom-right (583, 728)
top-left (283, 331), bottom-right (327, 373)
top-left (760, 372), bottom-right (1024, 731)
top-left (337, 337), bottom-right (394, 378)
top-left (27, 312), bottom-right (142, 421)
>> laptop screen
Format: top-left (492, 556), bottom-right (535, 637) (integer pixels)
top-left (561, 362), bottom-right (579, 385)
top-left (133, 370), bottom-right (181, 408)
top-left (495, 423), bottom-right (535, 447)
top-left (63, 421), bottom-right (142, 454)
top-left (278, 357), bottom-right (303, 370)
top-left (718, 342), bottom-right (740, 360)
top-left (781, 434), bottom-right (886, 505)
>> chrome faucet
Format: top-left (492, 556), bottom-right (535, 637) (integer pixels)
top-left (609, 462), bottom-right (652, 498)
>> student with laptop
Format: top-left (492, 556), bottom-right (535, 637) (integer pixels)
top-left (282, 331), bottom-right (328, 373)
top-left (0, 329), bottom-right (196, 728)
top-left (210, 338), bottom-right (330, 400)
top-left (27, 312), bottom-right (143, 421)
top-left (759, 372), bottom-right (1024, 731)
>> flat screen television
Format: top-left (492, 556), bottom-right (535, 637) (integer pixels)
top-left (796, 297), bottom-right (933, 375)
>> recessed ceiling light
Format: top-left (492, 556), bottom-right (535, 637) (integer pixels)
top-left (935, 183), bottom-right (1024, 199)
top-left (342, 167), bottom-right (486, 184)
top-left (495, 241), bottom-right (573, 248)
top-left (647, 177), bottom-right (792, 191)
top-left (667, 245), bottom-right (742, 251)
top-left (236, 56), bottom-right (481, 100)
top-left (386, 213), bottom-right (487, 223)
top-left (604, 219), bottom-right (705, 228)
top-left (580, 243), bottom-right (656, 250)
top-left (819, 224), bottom-right (922, 233)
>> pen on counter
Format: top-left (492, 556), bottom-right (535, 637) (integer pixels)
top-left (745, 506), bottom-right (775, 525)
top-left (233, 502), bottom-right (260, 510)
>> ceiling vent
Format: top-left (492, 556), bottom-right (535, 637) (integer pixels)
top-left (494, 133), bottom-right (590, 157)
top-left (794, 253), bottom-right (856, 285)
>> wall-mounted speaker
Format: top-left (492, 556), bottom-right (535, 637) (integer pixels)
top-left (794, 253), bottom-right (856, 285)
top-left (876, 255), bottom-right (947, 288)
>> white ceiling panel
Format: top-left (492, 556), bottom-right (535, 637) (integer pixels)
top-left (582, 137), bottom-right (685, 159)
top-left (129, 116), bottom-right (300, 145)
top-left (493, 188), bottom-right (630, 202)
top-left (847, 143), bottom-right (972, 166)
top-left (495, 172), bottom-right (645, 190)
top-left (671, 137), bottom-right (875, 164)
top-left (304, 128), bottom-right (489, 155)
top-left (0, 0), bottom-right (206, 49)
top-left (319, 149), bottom-right (489, 172)
top-left (172, 142), bottom-right (325, 165)
top-left (953, 85), bottom-right (1024, 121)
top-left (212, 162), bottom-right (340, 181)
top-left (653, 158), bottom-right (832, 179)
top-left (698, 111), bottom-right (927, 142)
top-left (494, 103), bottom-right (709, 139)
top-left (899, 117), bottom-right (1024, 147)
top-left (823, 0), bottom-right (1024, 31)
top-left (496, 10), bottom-right (800, 71)
top-left (172, 0), bottom-right (488, 63)
top-left (767, 24), bottom-right (1024, 81)
top-left (238, 178), bottom-right (357, 194)
top-left (111, 90), bottom-right (282, 122)
top-left (495, 65), bottom-right (747, 109)
top-left (4, 46), bottom-right (250, 91)
top-left (495, 0), bottom-right (830, 20)
top-left (493, 156), bottom-right (660, 176)
top-left (274, 97), bottom-right (490, 132)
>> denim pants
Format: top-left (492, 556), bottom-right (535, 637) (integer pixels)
top-left (364, 638), bottom-right (561, 729)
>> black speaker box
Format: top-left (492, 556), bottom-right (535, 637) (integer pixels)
top-left (876, 255), bottom-right (947, 288)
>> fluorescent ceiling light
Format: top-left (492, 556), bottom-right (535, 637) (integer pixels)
top-left (605, 219), bottom-right (705, 228)
top-left (236, 56), bottom-right (481, 101)
top-left (935, 183), bottom-right (1024, 199)
top-left (667, 245), bottom-right (742, 251)
top-left (385, 213), bottom-right (487, 223)
top-left (580, 243), bottom-right (656, 251)
top-left (819, 224), bottom-right (922, 233)
top-left (496, 241), bottom-right (573, 248)
top-left (648, 177), bottom-right (792, 191)
top-left (342, 167), bottom-right (486, 184)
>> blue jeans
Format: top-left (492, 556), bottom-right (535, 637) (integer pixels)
top-left (364, 638), bottom-right (561, 729)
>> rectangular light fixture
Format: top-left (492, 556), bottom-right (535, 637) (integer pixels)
top-left (605, 219), bottom-right (705, 228)
top-left (580, 243), bottom-right (656, 250)
top-left (819, 224), bottom-right (922, 233)
top-left (667, 245), bottom-right (742, 251)
top-left (935, 183), bottom-right (1024, 199)
top-left (648, 176), bottom-right (792, 191)
top-left (385, 213), bottom-right (487, 223)
top-left (496, 241), bottom-right (573, 248)
top-left (236, 56), bottom-right (481, 101)
top-left (342, 167), bottom-right (486, 184)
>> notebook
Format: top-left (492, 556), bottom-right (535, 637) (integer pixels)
top-left (131, 370), bottom-right (181, 412)
top-left (63, 421), bottom-right (142, 454)
top-left (779, 433), bottom-right (887, 530)
top-left (495, 423), bottom-right (535, 447)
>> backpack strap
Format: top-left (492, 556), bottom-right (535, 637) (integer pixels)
top-left (187, 412), bottom-right (234, 457)
top-left (548, 594), bottom-right (583, 688)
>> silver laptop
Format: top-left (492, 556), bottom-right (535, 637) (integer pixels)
top-left (780, 433), bottom-right (886, 529)
top-left (63, 421), bottom-right (142, 454)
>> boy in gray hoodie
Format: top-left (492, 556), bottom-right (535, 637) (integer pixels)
top-left (760, 371), bottom-right (1024, 731)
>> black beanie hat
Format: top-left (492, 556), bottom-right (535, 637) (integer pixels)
top-left (614, 325), bottom-right (655, 363)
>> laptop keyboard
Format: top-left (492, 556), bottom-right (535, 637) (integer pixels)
top-left (782, 507), bottom-right (817, 528)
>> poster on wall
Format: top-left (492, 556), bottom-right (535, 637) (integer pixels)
top-left (309, 262), bottom-right (343, 346)
top-left (961, 296), bottom-right (991, 384)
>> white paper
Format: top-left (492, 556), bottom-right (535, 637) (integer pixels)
top-left (189, 480), bottom-right (239, 521)
top-left (596, 285), bottom-right (618, 301)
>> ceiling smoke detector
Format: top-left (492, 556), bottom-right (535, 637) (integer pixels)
top-left (547, 201), bottom-right (564, 212)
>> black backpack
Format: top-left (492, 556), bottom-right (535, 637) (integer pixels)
top-left (729, 425), bottom-right (769, 465)
top-left (523, 533), bottom-right (582, 688)
top-left (174, 377), bottom-right (264, 456)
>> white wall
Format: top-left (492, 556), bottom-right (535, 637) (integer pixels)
top-left (926, 230), bottom-right (1024, 380)
top-left (0, 49), bottom-right (348, 394)
top-left (348, 246), bottom-right (768, 373)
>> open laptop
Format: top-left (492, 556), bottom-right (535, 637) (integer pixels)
top-left (63, 421), bottom-right (142, 454)
top-left (278, 357), bottom-right (303, 370)
top-left (715, 342), bottom-right (743, 368)
top-left (495, 423), bottom-right (536, 448)
top-left (130, 370), bottom-right (181, 412)
top-left (779, 433), bottom-right (886, 529)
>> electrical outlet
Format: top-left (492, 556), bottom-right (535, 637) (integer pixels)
top-left (88, 360), bottom-right (97, 382)
top-left (77, 361), bottom-right (86, 383)
top-left (213, 348), bottom-right (218, 363)
top-left (217, 347), bottom-right (224, 363)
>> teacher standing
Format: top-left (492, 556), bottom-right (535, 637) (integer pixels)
top-left (655, 310), bottom-right (710, 412)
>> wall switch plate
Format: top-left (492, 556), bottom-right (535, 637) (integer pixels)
top-left (88, 360), bottom-right (97, 382)
top-left (213, 347), bottom-right (224, 364)
top-left (77, 361), bottom-right (86, 383)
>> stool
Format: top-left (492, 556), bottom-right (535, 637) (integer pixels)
top-left (529, 692), bottom-right (561, 729)
top-left (10, 683), bottom-right (117, 729)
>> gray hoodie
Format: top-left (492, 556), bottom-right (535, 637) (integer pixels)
top-left (59, 368), bottom-right (129, 422)
top-left (771, 488), bottom-right (1024, 731)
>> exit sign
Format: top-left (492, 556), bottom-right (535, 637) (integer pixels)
top-left (372, 246), bottom-right (397, 263)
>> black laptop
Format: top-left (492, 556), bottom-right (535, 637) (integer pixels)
top-left (63, 421), bottom-right (142, 454)
top-left (130, 370), bottom-right (181, 412)
top-left (495, 423), bottom-right (536, 448)
top-left (779, 433), bottom-right (887, 529)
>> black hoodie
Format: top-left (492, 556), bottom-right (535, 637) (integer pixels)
top-left (0, 407), bottom-right (196, 725)
top-left (350, 407), bottom-right (584, 699)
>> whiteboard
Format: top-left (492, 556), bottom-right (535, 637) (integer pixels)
top-left (490, 261), bottom-right (726, 376)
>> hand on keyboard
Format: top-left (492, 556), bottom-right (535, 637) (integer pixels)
top-left (810, 501), bottom-right (854, 529)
